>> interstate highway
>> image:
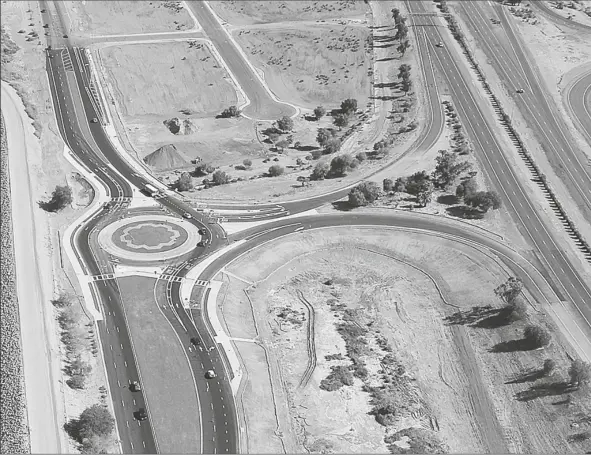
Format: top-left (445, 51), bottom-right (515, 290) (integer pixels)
top-left (405, 1), bottom-right (591, 323)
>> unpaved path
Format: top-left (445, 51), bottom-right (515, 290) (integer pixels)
top-left (1, 82), bottom-right (65, 453)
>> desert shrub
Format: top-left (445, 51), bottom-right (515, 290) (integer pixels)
top-left (242, 159), bottom-right (252, 168)
top-left (320, 365), bottom-right (354, 391)
top-left (219, 105), bottom-right (241, 118)
top-left (348, 182), bottom-right (380, 207)
top-left (310, 162), bottom-right (330, 181)
top-left (52, 293), bottom-right (73, 308)
top-left (383, 178), bottom-right (393, 192)
top-left (341, 98), bottom-right (358, 114)
top-left (329, 154), bottom-right (357, 177)
top-left (175, 172), bottom-right (193, 191)
top-left (356, 151), bottom-right (367, 162)
top-left (313, 106), bottom-right (326, 120)
top-left (494, 277), bottom-right (523, 304)
top-left (67, 374), bottom-right (86, 390)
top-left (268, 165), bottom-right (284, 177)
top-left (40, 185), bottom-right (72, 212)
top-left (276, 115), bottom-right (294, 132)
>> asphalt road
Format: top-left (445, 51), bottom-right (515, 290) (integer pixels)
top-left (185, 1), bottom-right (296, 120)
top-left (567, 69), bottom-right (591, 146)
top-left (530, 0), bottom-right (591, 32)
top-left (455, 1), bottom-right (591, 221)
top-left (406, 1), bottom-right (591, 327)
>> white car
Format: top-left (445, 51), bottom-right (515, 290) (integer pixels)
top-left (435, 41), bottom-right (444, 48)
top-left (183, 212), bottom-right (192, 219)
top-left (205, 370), bottom-right (216, 379)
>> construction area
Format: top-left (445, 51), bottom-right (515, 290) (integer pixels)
top-left (216, 227), bottom-right (591, 453)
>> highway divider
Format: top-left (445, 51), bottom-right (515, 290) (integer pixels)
top-left (439, 0), bottom-right (591, 263)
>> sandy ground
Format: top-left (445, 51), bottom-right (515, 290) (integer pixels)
top-left (217, 227), bottom-right (591, 453)
top-left (62, 0), bottom-right (195, 36)
top-left (234, 24), bottom-right (372, 109)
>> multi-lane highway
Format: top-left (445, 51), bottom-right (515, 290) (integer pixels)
top-left (455, 1), bottom-right (591, 222)
top-left (405, 1), bottom-right (591, 332)
top-left (186, 1), bottom-right (295, 119)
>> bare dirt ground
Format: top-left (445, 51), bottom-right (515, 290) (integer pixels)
top-left (234, 24), bottom-right (372, 109)
top-left (62, 0), bottom-right (195, 36)
top-left (209, 0), bottom-right (368, 26)
top-left (217, 227), bottom-right (591, 453)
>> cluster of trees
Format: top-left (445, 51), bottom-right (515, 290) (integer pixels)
top-left (316, 128), bottom-right (342, 155)
top-left (53, 294), bottom-right (95, 390)
top-left (333, 98), bottom-right (358, 131)
top-left (310, 153), bottom-right (367, 181)
top-left (348, 181), bottom-right (381, 207)
top-left (219, 105), bottom-right (241, 118)
top-left (391, 8), bottom-right (410, 55)
top-left (393, 171), bottom-right (434, 207)
top-left (40, 185), bottom-right (73, 212)
top-left (66, 404), bottom-right (115, 453)
top-left (456, 177), bottom-right (502, 213)
top-left (398, 63), bottom-right (412, 94)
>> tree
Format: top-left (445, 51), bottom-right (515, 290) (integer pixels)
top-left (77, 404), bottom-right (115, 439)
top-left (456, 178), bottom-right (478, 199)
top-left (324, 138), bottom-right (342, 155)
top-left (416, 181), bottom-right (434, 207)
top-left (400, 78), bottom-right (412, 94)
top-left (356, 151), bottom-right (367, 162)
top-left (432, 150), bottom-right (472, 190)
top-left (333, 113), bottom-right (349, 130)
top-left (194, 162), bottom-right (214, 176)
top-left (314, 106), bottom-right (326, 120)
top-left (405, 171), bottom-right (430, 196)
top-left (348, 181), bottom-right (380, 207)
top-left (523, 325), bottom-right (551, 349)
top-left (311, 161), bottom-right (330, 180)
top-left (220, 105), bottom-right (241, 118)
top-left (383, 178), bottom-right (393, 192)
top-left (176, 172), bottom-right (193, 191)
top-left (391, 8), bottom-right (400, 21)
top-left (393, 177), bottom-right (407, 193)
top-left (568, 359), bottom-right (591, 387)
top-left (242, 159), bottom-right (252, 169)
top-left (67, 374), bottom-right (86, 390)
top-left (52, 293), bottom-right (73, 308)
top-left (465, 191), bottom-right (502, 212)
top-left (80, 434), bottom-right (110, 454)
top-left (268, 165), bottom-right (284, 177)
top-left (276, 140), bottom-right (289, 153)
top-left (316, 128), bottom-right (336, 147)
top-left (340, 98), bottom-right (358, 115)
top-left (43, 185), bottom-right (73, 212)
top-left (330, 154), bottom-right (357, 177)
top-left (297, 176), bottom-right (310, 187)
top-left (276, 115), bottom-right (294, 132)
top-left (494, 277), bottom-right (523, 304)
top-left (397, 39), bottom-right (410, 56)
top-left (212, 170), bottom-right (230, 185)
top-left (398, 64), bottom-right (411, 80)
top-left (268, 132), bottom-right (281, 144)
top-left (543, 359), bottom-right (557, 377)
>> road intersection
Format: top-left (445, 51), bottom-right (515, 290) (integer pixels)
top-left (32, 0), bottom-right (591, 453)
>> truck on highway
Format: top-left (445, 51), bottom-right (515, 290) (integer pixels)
top-left (143, 183), bottom-right (161, 198)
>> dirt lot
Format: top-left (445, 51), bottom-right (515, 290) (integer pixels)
top-left (218, 227), bottom-right (591, 453)
top-left (62, 0), bottom-right (195, 36)
top-left (209, 0), bottom-right (369, 26)
top-left (234, 24), bottom-right (372, 109)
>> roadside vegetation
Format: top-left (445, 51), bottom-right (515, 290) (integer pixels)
top-left (65, 404), bottom-right (116, 454)
top-left (0, 113), bottom-right (30, 454)
top-left (39, 185), bottom-right (73, 212)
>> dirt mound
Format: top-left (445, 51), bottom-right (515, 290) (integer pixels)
top-left (143, 144), bottom-right (188, 170)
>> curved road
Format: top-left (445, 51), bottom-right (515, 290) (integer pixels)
top-left (530, 0), bottom-right (591, 32)
top-left (566, 68), bottom-right (591, 147)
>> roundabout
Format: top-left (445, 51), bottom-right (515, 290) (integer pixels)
top-left (97, 215), bottom-right (201, 261)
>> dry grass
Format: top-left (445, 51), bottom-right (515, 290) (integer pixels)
top-left (62, 0), bottom-right (194, 36)
top-left (99, 41), bottom-right (236, 119)
top-left (235, 24), bottom-right (372, 109)
top-left (219, 227), bottom-right (590, 453)
top-left (210, 0), bottom-right (369, 26)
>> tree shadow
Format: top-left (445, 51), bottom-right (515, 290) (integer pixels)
top-left (64, 418), bottom-right (81, 441)
top-left (444, 305), bottom-right (498, 326)
top-left (376, 57), bottom-right (398, 62)
top-left (505, 368), bottom-right (546, 385)
top-left (437, 194), bottom-right (459, 205)
top-left (489, 338), bottom-right (538, 353)
top-left (38, 199), bottom-right (61, 212)
top-left (515, 381), bottom-right (575, 402)
top-left (296, 145), bottom-right (319, 152)
top-left (332, 201), bottom-right (353, 211)
top-left (446, 205), bottom-right (484, 220)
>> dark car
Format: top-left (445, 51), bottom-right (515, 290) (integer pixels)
top-left (40, 8), bottom-right (46, 12)
top-left (63, 34), bottom-right (68, 38)
top-left (516, 88), bottom-right (524, 94)
top-left (135, 408), bottom-right (147, 421)
top-left (190, 337), bottom-right (200, 346)
top-left (198, 228), bottom-right (205, 235)
top-left (91, 117), bottom-right (98, 123)
top-left (130, 381), bottom-right (141, 392)
top-left (197, 241), bottom-right (205, 247)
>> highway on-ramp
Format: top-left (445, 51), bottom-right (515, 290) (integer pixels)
top-left (566, 68), bottom-right (591, 147)
top-left (530, 0), bottom-right (591, 33)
